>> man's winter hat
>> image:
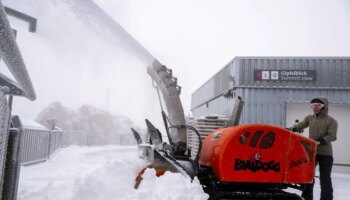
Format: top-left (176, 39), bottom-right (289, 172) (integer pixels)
top-left (310, 98), bottom-right (324, 104)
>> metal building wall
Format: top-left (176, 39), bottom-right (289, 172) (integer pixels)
top-left (191, 57), bottom-right (350, 127)
top-left (191, 95), bottom-right (234, 119)
top-left (190, 57), bottom-right (350, 171)
top-left (235, 57), bottom-right (350, 126)
top-left (235, 57), bottom-right (350, 88)
top-left (237, 88), bottom-right (350, 126)
top-left (191, 61), bottom-right (234, 112)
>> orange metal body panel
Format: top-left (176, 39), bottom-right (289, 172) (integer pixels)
top-left (199, 124), bottom-right (316, 184)
top-left (284, 133), bottom-right (316, 183)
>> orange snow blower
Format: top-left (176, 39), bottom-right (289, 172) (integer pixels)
top-left (132, 62), bottom-right (316, 199)
top-left (132, 117), bottom-right (316, 199)
top-left (197, 124), bottom-right (316, 199)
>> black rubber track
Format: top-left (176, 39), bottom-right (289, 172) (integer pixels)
top-left (208, 190), bottom-right (302, 200)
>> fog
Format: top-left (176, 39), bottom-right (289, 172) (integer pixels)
top-left (2, 0), bottom-right (350, 129)
top-left (2, 0), bottom-right (162, 128)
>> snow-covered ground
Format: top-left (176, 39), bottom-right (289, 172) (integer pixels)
top-left (287, 173), bottom-right (350, 200)
top-left (17, 145), bottom-right (207, 200)
top-left (18, 145), bottom-right (350, 200)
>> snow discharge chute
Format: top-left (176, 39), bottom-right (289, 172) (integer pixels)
top-left (147, 59), bottom-right (187, 147)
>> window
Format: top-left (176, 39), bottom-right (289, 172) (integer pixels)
top-left (300, 141), bottom-right (314, 161)
top-left (259, 131), bottom-right (275, 149)
top-left (239, 132), bottom-right (250, 144)
top-left (249, 130), bottom-right (263, 147)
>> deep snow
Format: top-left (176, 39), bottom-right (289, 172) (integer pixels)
top-left (18, 145), bottom-right (208, 200)
top-left (17, 145), bottom-right (350, 200)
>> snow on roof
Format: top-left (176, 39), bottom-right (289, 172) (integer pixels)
top-left (21, 119), bottom-right (48, 130)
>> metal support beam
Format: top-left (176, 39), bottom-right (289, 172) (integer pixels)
top-left (4, 6), bottom-right (37, 33)
top-left (0, 2), bottom-right (36, 100)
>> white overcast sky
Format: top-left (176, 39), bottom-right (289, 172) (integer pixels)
top-left (2, 0), bottom-right (350, 128)
top-left (94, 0), bottom-right (350, 112)
top-left (95, 0), bottom-right (350, 82)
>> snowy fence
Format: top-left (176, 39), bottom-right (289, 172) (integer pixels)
top-left (48, 130), bottom-right (64, 155)
top-left (61, 131), bottom-right (88, 147)
top-left (20, 128), bottom-right (88, 165)
top-left (20, 128), bottom-right (50, 165)
top-left (19, 125), bottom-right (136, 165)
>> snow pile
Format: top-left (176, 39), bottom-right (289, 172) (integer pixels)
top-left (18, 145), bottom-right (208, 200)
top-left (135, 171), bottom-right (206, 200)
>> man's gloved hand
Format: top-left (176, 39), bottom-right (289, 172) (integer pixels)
top-left (291, 126), bottom-right (303, 133)
top-left (316, 138), bottom-right (327, 145)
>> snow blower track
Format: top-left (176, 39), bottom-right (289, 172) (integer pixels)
top-left (208, 190), bottom-right (302, 200)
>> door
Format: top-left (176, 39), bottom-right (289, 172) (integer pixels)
top-left (286, 103), bottom-right (350, 166)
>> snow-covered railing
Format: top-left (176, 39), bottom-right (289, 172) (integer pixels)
top-left (61, 131), bottom-right (88, 147)
top-left (48, 130), bottom-right (64, 156)
top-left (19, 124), bottom-right (88, 165)
top-left (19, 121), bottom-right (136, 165)
top-left (20, 127), bottom-right (50, 165)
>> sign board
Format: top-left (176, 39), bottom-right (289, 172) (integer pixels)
top-left (254, 70), bottom-right (316, 82)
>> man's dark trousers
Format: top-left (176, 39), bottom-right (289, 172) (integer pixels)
top-left (301, 155), bottom-right (334, 200)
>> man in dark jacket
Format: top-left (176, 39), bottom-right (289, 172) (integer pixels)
top-left (294, 97), bottom-right (337, 200)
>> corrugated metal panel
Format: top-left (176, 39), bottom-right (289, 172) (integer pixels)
top-left (191, 57), bottom-right (350, 171)
top-left (192, 57), bottom-right (350, 111)
top-left (191, 57), bottom-right (350, 114)
top-left (191, 62), bottom-right (234, 109)
top-left (192, 95), bottom-right (235, 119)
top-left (236, 88), bottom-right (350, 126)
top-left (214, 64), bottom-right (232, 96)
top-left (191, 79), bottom-right (215, 111)
top-left (192, 88), bottom-right (350, 127)
top-left (236, 57), bottom-right (350, 88)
